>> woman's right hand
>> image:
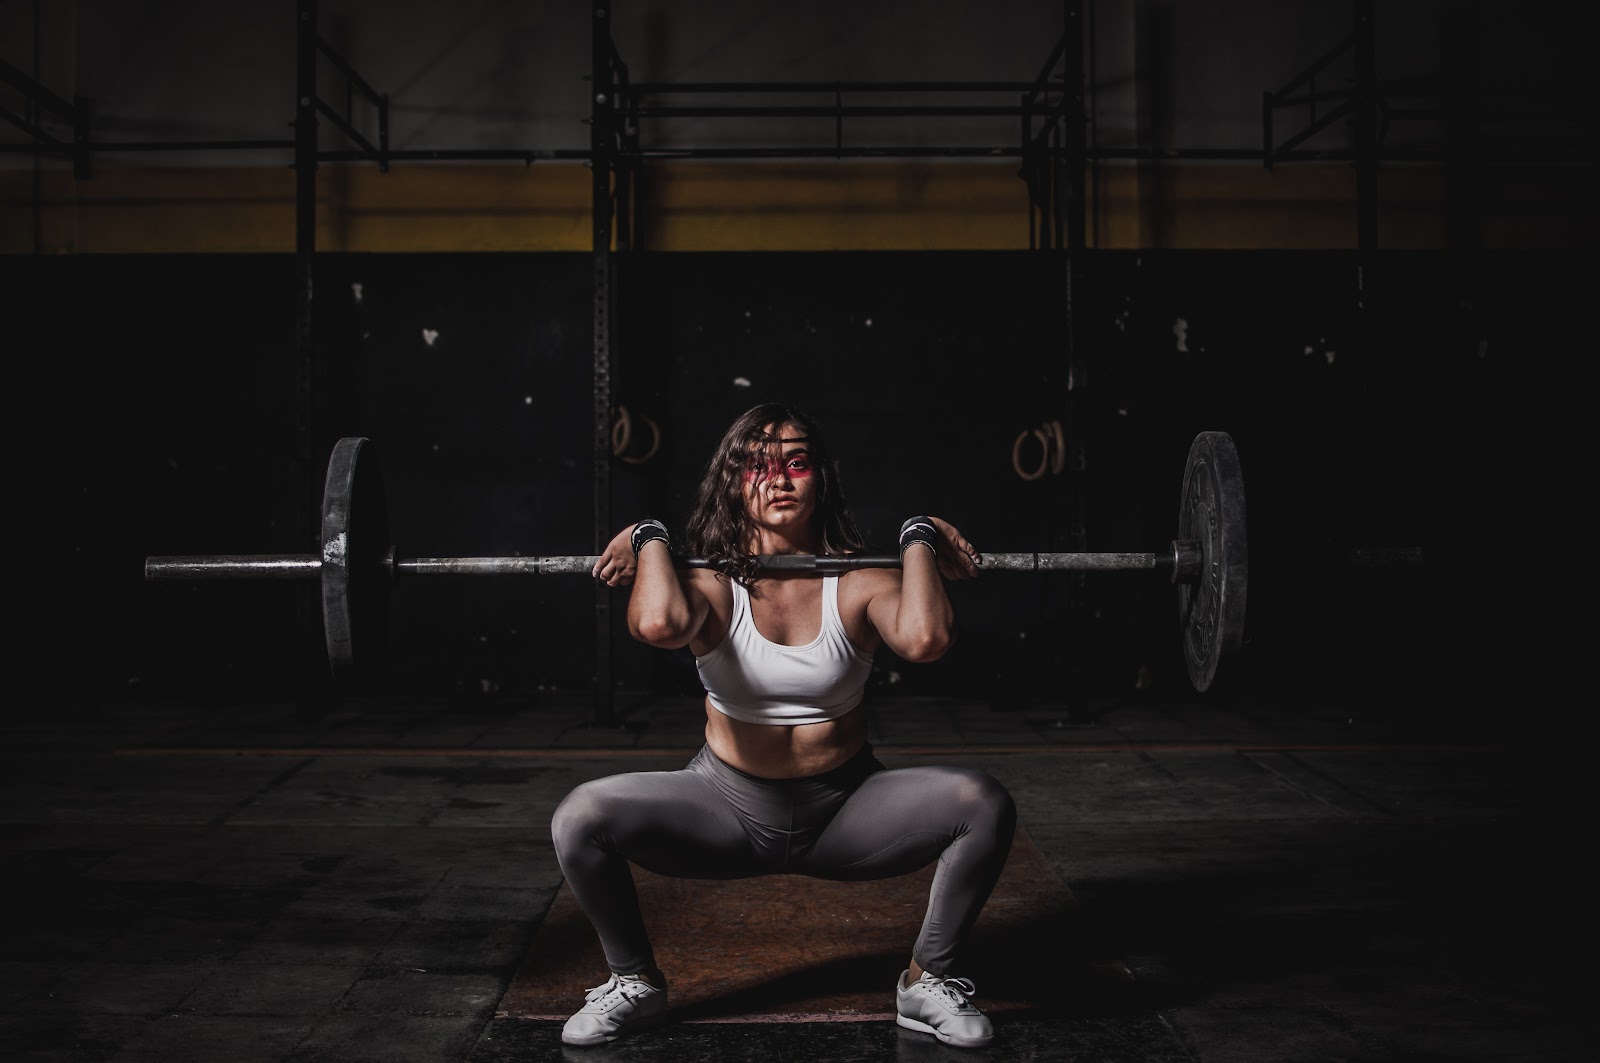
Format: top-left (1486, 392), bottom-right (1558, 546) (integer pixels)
top-left (592, 524), bottom-right (639, 587)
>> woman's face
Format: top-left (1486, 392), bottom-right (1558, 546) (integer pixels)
top-left (741, 421), bottom-right (819, 536)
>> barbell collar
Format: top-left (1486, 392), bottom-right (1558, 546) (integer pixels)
top-left (1171, 539), bottom-right (1202, 583)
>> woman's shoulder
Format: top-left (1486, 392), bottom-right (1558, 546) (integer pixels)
top-left (838, 565), bottom-right (899, 600)
top-left (684, 566), bottom-right (734, 600)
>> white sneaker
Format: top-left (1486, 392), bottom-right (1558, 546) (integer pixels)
top-left (560, 972), bottom-right (668, 1046)
top-left (895, 970), bottom-right (994, 1048)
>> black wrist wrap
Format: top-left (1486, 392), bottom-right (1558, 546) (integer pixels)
top-left (630, 519), bottom-right (670, 557)
top-left (898, 516), bottom-right (938, 557)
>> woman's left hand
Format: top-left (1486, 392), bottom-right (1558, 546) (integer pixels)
top-left (928, 516), bottom-right (982, 581)
top-left (592, 524), bottom-right (639, 587)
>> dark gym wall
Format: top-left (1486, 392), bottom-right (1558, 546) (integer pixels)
top-left (7, 2), bottom-right (1587, 719)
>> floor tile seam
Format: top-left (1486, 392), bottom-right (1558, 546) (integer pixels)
top-left (208, 757), bottom-right (319, 829)
top-left (1252, 749), bottom-right (1399, 818)
top-left (1319, 997), bottom-right (1417, 1057)
top-left (1154, 1009), bottom-right (1204, 1062)
top-left (277, 944), bottom-right (450, 1057)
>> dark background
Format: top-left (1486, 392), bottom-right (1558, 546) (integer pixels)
top-left (7, 0), bottom-right (1589, 730)
top-left (17, 246), bottom-right (1568, 722)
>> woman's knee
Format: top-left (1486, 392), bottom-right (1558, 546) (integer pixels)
top-left (550, 779), bottom-right (622, 856)
top-left (943, 768), bottom-right (1017, 833)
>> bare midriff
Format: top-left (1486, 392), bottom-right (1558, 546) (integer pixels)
top-left (702, 698), bottom-right (869, 779)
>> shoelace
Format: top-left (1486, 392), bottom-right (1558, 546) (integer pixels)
top-left (583, 973), bottom-right (649, 1007)
top-left (919, 975), bottom-right (979, 1009)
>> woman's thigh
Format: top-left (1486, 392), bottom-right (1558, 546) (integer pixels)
top-left (796, 765), bottom-right (1013, 880)
top-left (551, 767), bottom-right (766, 880)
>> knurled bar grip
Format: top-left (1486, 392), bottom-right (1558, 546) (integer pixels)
top-left (146, 546), bottom-right (1201, 580)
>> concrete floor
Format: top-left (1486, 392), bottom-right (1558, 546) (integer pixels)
top-left (0, 689), bottom-right (1587, 1062)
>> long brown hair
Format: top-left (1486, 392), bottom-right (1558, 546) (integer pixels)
top-left (684, 403), bottom-right (865, 585)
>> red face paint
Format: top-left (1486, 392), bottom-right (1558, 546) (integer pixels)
top-left (743, 452), bottom-right (813, 484)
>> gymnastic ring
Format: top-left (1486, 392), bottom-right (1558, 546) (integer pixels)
top-left (1048, 419), bottom-right (1066, 475)
top-left (1012, 428), bottom-right (1050, 481)
top-left (620, 412), bottom-right (661, 465)
top-left (611, 406), bottom-right (632, 458)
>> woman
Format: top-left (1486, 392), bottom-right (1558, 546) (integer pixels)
top-left (552, 402), bottom-right (1017, 1049)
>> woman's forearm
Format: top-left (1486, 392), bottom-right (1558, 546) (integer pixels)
top-left (627, 540), bottom-right (697, 647)
top-left (893, 545), bottom-right (956, 661)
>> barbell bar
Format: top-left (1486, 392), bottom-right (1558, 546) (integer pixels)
top-left (145, 549), bottom-right (1201, 579)
top-left (144, 431), bottom-right (1250, 692)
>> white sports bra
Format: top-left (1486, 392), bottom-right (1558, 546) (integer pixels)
top-left (695, 575), bottom-right (876, 725)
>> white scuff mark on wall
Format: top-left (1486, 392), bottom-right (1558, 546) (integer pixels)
top-left (1173, 317), bottom-right (1189, 353)
top-left (733, 376), bottom-right (752, 388)
top-left (1117, 408), bottom-right (1128, 416)
top-left (1325, 350), bottom-right (1336, 365)
top-left (432, 443), bottom-right (441, 452)
top-left (865, 317), bottom-right (873, 327)
top-left (1304, 345), bottom-right (1315, 356)
top-left (422, 328), bottom-right (439, 346)
top-left (323, 532), bottom-right (347, 565)
top-left (351, 282), bottom-right (364, 304)
top-left (524, 396), bottom-right (533, 405)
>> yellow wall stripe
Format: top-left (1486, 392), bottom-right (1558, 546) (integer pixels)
top-left (2, 160), bottom-right (1589, 253)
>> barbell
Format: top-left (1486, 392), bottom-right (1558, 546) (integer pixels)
top-left (145, 431), bottom-right (1251, 692)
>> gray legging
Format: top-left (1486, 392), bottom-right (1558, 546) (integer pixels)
top-left (550, 744), bottom-right (1017, 978)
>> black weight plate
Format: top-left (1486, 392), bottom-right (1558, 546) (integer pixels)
top-left (321, 437), bottom-right (391, 685)
top-left (1176, 431), bottom-right (1248, 692)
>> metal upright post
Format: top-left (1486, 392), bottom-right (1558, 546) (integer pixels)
top-left (1350, 0), bottom-right (1378, 488)
top-left (72, 96), bottom-right (91, 180)
top-left (378, 92), bottom-right (390, 173)
top-left (1063, 0), bottom-right (1088, 254)
top-left (1062, 0), bottom-right (1090, 721)
top-left (294, 0), bottom-right (326, 702)
top-left (614, 60), bottom-right (634, 252)
top-left (295, 0), bottom-right (319, 541)
top-left (1352, 0), bottom-right (1378, 254)
top-left (591, 0), bottom-right (616, 727)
